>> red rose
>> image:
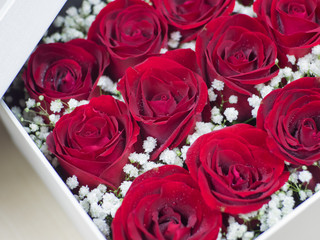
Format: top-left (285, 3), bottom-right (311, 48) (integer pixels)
top-left (112, 165), bottom-right (222, 240)
top-left (152, 0), bottom-right (235, 42)
top-left (87, 0), bottom-right (168, 80)
top-left (117, 49), bottom-right (208, 160)
top-left (24, 39), bottom-right (109, 114)
top-left (257, 77), bottom-right (320, 166)
top-left (186, 124), bottom-right (289, 214)
top-left (46, 95), bottom-right (139, 189)
top-left (254, 0), bottom-right (320, 65)
top-left (196, 14), bottom-right (278, 121)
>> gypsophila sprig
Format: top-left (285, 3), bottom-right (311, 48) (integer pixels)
top-left (168, 31), bottom-right (182, 49)
top-left (44, 0), bottom-right (107, 43)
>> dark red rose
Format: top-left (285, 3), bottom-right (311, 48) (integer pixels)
top-left (257, 77), bottom-right (320, 166)
top-left (254, 0), bottom-right (320, 66)
top-left (87, 0), bottom-right (168, 80)
top-left (196, 14), bottom-right (278, 121)
top-left (186, 124), bottom-right (289, 214)
top-left (46, 95), bottom-right (139, 189)
top-left (117, 49), bottom-right (208, 160)
top-left (24, 39), bottom-right (109, 114)
top-left (112, 165), bottom-right (222, 240)
top-left (152, 0), bottom-right (235, 42)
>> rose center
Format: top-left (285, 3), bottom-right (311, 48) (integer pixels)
top-left (287, 3), bottom-right (307, 18)
top-left (296, 118), bottom-right (320, 147)
top-left (148, 92), bottom-right (177, 116)
top-left (156, 207), bottom-right (187, 238)
top-left (225, 164), bottom-right (261, 191)
top-left (228, 51), bottom-right (249, 65)
top-left (121, 19), bottom-right (153, 41)
top-left (176, 0), bottom-right (197, 14)
top-left (43, 60), bottom-right (81, 93)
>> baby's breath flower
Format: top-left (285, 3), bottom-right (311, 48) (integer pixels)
top-left (299, 190), bottom-right (307, 201)
top-left (128, 152), bottom-right (149, 165)
top-left (11, 106), bottom-right (22, 118)
top-left (312, 44), bottom-right (320, 55)
top-left (26, 98), bottom-right (36, 108)
top-left (159, 149), bottom-right (183, 166)
top-left (93, 218), bottom-right (110, 236)
top-left (186, 132), bottom-right (201, 145)
top-left (80, 1), bottom-right (92, 16)
top-left (286, 54), bottom-right (296, 65)
top-left (87, 188), bottom-right (104, 204)
top-left (66, 175), bottom-right (79, 190)
top-left (54, 16), bottom-right (65, 28)
top-left (97, 76), bottom-right (117, 93)
top-left (260, 85), bottom-right (273, 98)
top-left (298, 170), bottom-right (312, 183)
top-left (123, 164), bottom-right (139, 178)
top-left (50, 99), bottom-right (64, 113)
top-left (102, 193), bottom-right (121, 218)
top-left (143, 137), bottom-right (157, 153)
top-left (29, 123), bottom-right (39, 132)
top-left (79, 199), bottom-right (90, 212)
top-left (90, 202), bottom-right (107, 219)
top-left (88, 0), bottom-right (101, 4)
top-left (247, 94), bottom-right (262, 108)
top-left (119, 181), bottom-right (132, 197)
top-left (160, 48), bottom-right (168, 54)
top-left (49, 114), bottom-right (60, 124)
top-left (254, 83), bottom-right (265, 91)
top-left (251, 107), bottom-right (259, 118)
top-left (289, 172), bottom-right (298, 184)
top-left (228, 95), bottom-right (238, 104)
top-left (78, 185), bottom-right (90, 199)
top-left (33, 116), bottom-right (44, 125)
top-left (223, 107), bottom-right (238, 123)
top-left (78, 100), bottom-right (89, 106)
top-left (208, 88), bottom-right (217, 102)
top-left (142, 162), bottom-right (164, 172)
top-left (180, 146), bottom-right (190, 160)
top-left (97, 184), bottom-right (107, 194)
top-left (212, 79), bottom-right (224, 91)
top-left (297, 56), bottom-right (311, 73)
top-left (195, 122), bottom-right (214, 135)
top-left (93, 2), bottom-right (107, 15)
top-left (270, 75), bottom-right (282, 88)
top-left (211, 106), bottom-right (223, 124)
top-left (66, 6), bottom-right (78, 17)
top-left (68, 99), bottom-right (79, 109)
top-left (170, 31), bottom-right (182, 42)
top-left (180, 41), bottom-right (196, 51)
top-left (282, 67), bottom-right (293, 78)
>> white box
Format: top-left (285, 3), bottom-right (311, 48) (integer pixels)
top-left (0, 1), bottom-right (319, 240)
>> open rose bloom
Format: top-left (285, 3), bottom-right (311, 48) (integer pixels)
top-left (6, 0), bottom-right (320, 239)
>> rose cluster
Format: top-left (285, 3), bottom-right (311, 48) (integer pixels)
top-left (20, 0), bottom-right (320, 239)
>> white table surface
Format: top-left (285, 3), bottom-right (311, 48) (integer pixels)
top-left (0, 119), bottom-right (86, 240)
